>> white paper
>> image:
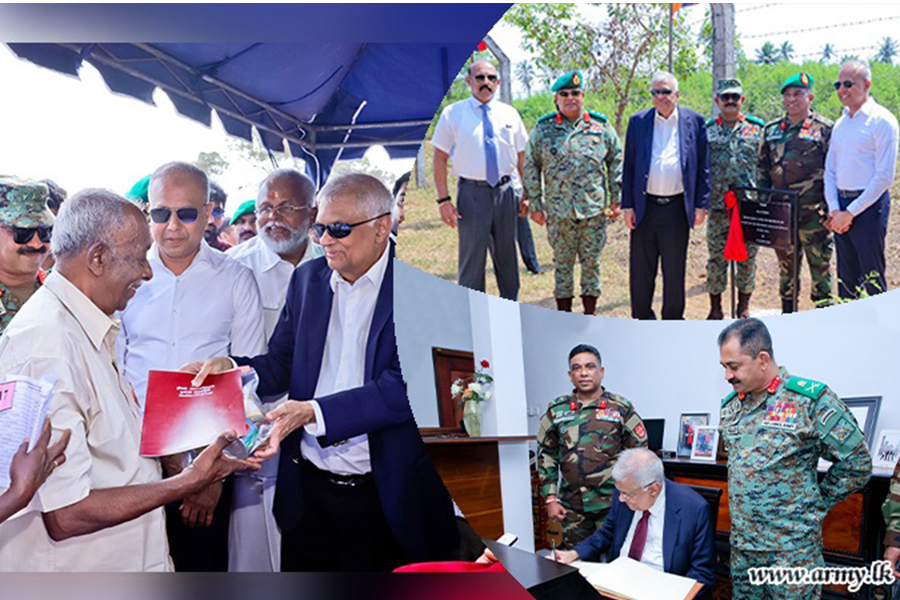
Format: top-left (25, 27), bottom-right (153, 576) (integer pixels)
top-left (586, 556), bottom-right (697, 600)
top-left (0, 375), bottom-right (54, 489)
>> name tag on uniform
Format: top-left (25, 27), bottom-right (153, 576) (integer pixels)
top-left (595, 408), bottom-right (621, 422)
top-left (763, 400), bottom-right (798, 430)
top-left (765, 130), bottom-right (784, 142)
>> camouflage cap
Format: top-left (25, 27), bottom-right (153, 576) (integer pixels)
top-left (551, 71), bottom-right (584, 92)
top-left (716, 78), bottom-right (743, 96)
top-left (0, 176), bottom-right (54, 228)
top-left (125, 174), bottom-right (151, 206)
top-left (781, 71), bottom-right (814, 94)
top-left (230, 199), bottom-right (257, 225)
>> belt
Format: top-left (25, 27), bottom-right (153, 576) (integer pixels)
top-left (297, 458), bottom-right (374, 488)
top-left (647, 193), bottom-right (684, 206)
top-left (459, 175), bottom-right (512, 188)
top-left (838, 189), bottom-right (864, 201)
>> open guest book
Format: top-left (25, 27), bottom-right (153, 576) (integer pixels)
top-left (568, 556), bottom-right (703, 600)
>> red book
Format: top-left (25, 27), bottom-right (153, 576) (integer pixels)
top-left (140, 369), bottom-right (248, 457)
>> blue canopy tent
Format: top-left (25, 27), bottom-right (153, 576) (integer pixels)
top-left (4, 5), bottom-right (509, 186)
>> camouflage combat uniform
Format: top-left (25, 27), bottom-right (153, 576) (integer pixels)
top-left (537, 388), bottom-right (647, 548)
top-left (706, 114), bottom-right (764, 294)
top-left (0, 276), bottom-right (43, 336)
top-left (523, 111), bottom-right (623, 299)
top-left (758, 112), bottom-right (834, 306)
top-left (882, 459), bottom-right (900, 549)
top-left (720, 367), bottom-right (871, 599)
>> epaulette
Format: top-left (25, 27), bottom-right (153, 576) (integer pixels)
top-left (605, 392), bottom-right (632, 409)
top-left (811, 112), bottom-right (835, 126)
top-left (537, 112), bottom-right (558, 124)
top-left (785, 376), bottom-right (827, 400)
top-left (548, 395), bottom-right (571, 407)
top-left (721, 390), bottom-right (738, 408)
top-left (746, 115), bottom-right (766, 127)
top-left (706, 117), bottom-right (716, 127)
top-left (587, 110), bottom-right (608, 123)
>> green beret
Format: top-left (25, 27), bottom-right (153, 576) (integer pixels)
top-left (230, 199), bottom-right (257, 225)
top-left (716, 78), bottom-right (742, 96)
top-left (781, 72), bottom-right (813, 94)
top-left (0, 176), bottom-right (53, 228)
top-left (551, 71), bottom-right (584, 93)
top-left (125, 174), bottom-right (151, 205)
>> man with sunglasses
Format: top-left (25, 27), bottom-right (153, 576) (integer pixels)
top-left (118, 161), bottom-right (266, 572)
top-left (622, 71), bottom-right (710, 320)
top-left (523, 71), bottom-right (623, 316)
top-left (759, 72), bottom-right (834, 314)
top-left (205, 181), bottom-right (232, 252)
top-left (824, 60), bottom-right (899, 300)
top-left (432, 60), bottom-right (529, 301)
top-left (0, 177), bottom-right (53, 337)
top-left (704, 79), bottom-right (764, 320)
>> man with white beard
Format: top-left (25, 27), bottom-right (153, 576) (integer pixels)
top-left (225, 168), bottom-right (321, 571)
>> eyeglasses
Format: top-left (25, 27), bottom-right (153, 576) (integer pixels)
top-left (718, 93), bottom-right (741, 102)
top-left (211, 206), bottom-right (225, 218)
top-left (833, 80), bottom-right (856, 90)
top-left (618, 482), bottom-right (654, 501)
top-left (474, 74), bottom-right (498, 83)
top-left (558, 90), bottom-right (583, 98)
top-left (256, 204), bottom-right (308, 218)
top-left (312, 212), bottom-right (390, 239)
top-left (3, 225), bottom-right (52, 244)
top-left (149, 207), bottom-right (200, 224)
top-left (650, 89), bottom-right (674, 97)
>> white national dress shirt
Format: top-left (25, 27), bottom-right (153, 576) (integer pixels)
top-left (301, 243), bottom-right (390, 476)
top-left (431, 95), bottom-right (529, 181)
top-left (619, 483), bottom-right (667, 573)
top-left (226, 235), bottom-right (323, 341)
top-left (647, 109), bottom-right (685, 196)
top-left (118, 240), bottom-right (267, 408)
top-left (824, 96), bottom-right (900, 215)
top-left (0, 272), bottom-right (169, 571)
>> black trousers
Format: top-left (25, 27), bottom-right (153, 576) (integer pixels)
top-left (629, 198), bottom-right (690, 320)
top-left (281, 460), bottom-right (406, 572)
top-left (166, 475), bottom-right (233, 572)
top-left (836, 191), bottom-right (890, 300)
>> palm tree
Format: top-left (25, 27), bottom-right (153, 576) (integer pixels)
top-left (515, 60), bottom-right (537, 98)
top-left (755, 42), bottom-right (780, 65)
top-left (821, 43), bottom-right (836, 63)
top-left (876, 37), bottom-right (898, 64)
top-left (840, 54), bottom-right (860, 63)
top-left (779, 41), bottom-right (795, 62)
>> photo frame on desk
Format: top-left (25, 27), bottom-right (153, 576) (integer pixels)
top-left (690, 426), bottom-right (718, 462)
top-left (842, 396), bottom-right (881, 449)
top-left (873, 429), bottom-right (900, 470)
top-left (678, 413), bottom-right (709, 458)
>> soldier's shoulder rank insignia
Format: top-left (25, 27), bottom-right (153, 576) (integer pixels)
top-left (595, 408), bottom-right (622, 422)
top-left (587, 110), bottom-right (607, 123)
top-left (537, 112), bottom-right (558, 124)
top-left (763, 400), bottom-right (798, 430)
top-left (785, 376), bottom-right (826, 400)
top-left (746, 114), bottom-right (766, 127)
top-left (706, 117), bottom-right (716, 127)
top-left (721, 390), bottom-right (738, 408)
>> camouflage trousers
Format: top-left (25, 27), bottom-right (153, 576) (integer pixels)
top-left (731, 544), bottom-right (824, 600)
top-left (559, 506), bottom-right (609, 550)
top-left (775, 204), bottom-right (833, 305)
top-left (546, 214), bottom-right (607, 298)
top-left (706, 206), bottom-right (758, 295)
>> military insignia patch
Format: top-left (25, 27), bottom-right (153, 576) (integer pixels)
top-left (763, 400), bottom-right (798, 430)
top-left (558, 424), bottom-right (567, 435)
top-left (720, 398), bottom-right (741, 427)
top-left (829, 419), bottom-right (854, 444)
top-left (595, 408), bottom-right (621, 422)
top-left (572, 72), bottom-right (581, 87)
top-left (800, 72), bottom-right (810, 86)
top-left (797, 128), bottom-right (822, 142)
top-left (634, 423), bottom-right (646, 438)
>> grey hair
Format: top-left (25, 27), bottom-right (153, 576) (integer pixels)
top-left (612, 448), bottom-right (665, 487)
top-left (651, 71), bottom-right (679, 92)
top-left (149, 161), bottom-right (209, 203)
top-left (51, 189), bottom-right (130, 258)
top-left (317, 172), bottom-right (393, 220)
top-left (843, 60), bottom-right (871, 83)
top-left (258, 168), bottom-right (316, 208)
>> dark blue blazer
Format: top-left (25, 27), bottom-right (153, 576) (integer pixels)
top-left (234, 245), bottom-right (459, 563)
top-left (572, 480), bottom-right (716, 590)
top-left (621, 106), bottom-right (711, 227)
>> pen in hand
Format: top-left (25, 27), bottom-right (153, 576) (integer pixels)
top-left (552, 539), bottom-right (558, 562)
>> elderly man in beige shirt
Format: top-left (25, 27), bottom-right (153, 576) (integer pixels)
top-left (0, 189), bottom-right (256, 571)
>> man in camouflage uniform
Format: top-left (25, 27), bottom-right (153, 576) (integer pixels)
top-left (0, 177), bottom-right (53, 335)
top-left (882, 461), bottom-right (900, 578)
top-left (537, 343), bottom-right (647, 548)
top-left (524, 71), bottom-right (624, 316)
top-left (705, 79), bottom-right (764, 320)
top-left (718, 318), bottom-right (871, 599)
top-left (759, 72), bottom-right (834, 313)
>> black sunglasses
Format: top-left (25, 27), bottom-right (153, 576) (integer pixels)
top-left (4, 225), bottom-right (52, 245)
top-left (651, 89), bottom-right (674, 97)
top-left (833, 80), bottom-right (856, 90)
top-left (211, 206), bottom-right (225, 218)
top-left (718, 93), bottom-right (741, 102)
top-left (149, 207), bottom-right (200, 224)
top-left (313, 212), bottom-right (390, 239)
top-left (474, 74), bottom-right (498, 83)
top-left (558, 90), bottom-right (583, 98)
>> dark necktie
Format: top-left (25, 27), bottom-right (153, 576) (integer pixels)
top-left (480, 104), bottom-right (500, 186)
top-left (627, 510), bottom-right (652, 561)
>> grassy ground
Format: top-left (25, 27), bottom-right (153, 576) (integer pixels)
top-left (397, 146), bottom-right (900, 319)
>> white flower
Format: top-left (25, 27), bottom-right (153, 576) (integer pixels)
top-left (468, 382), bottom-right (482, 395)
top-left (451, 382), bottom-right (462, 397)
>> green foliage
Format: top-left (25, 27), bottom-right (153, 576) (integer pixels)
top-left (196, 151), bottom-right (228, 176)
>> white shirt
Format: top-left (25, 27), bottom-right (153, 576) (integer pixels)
top-left (226, 235), bottom-right (322, 340)
top-left (647, 109), bottom-right (685, 196)
top-left (302, 244), bottom-right (390, 476)
top-left (0, 272), bottom-right (169, 571)
top-left (620, 483), bottom-right (666, 573)
top-left (431, 96), bottom-right (528, 181)
top-left (118, 240), bottom-right (267, 407)
top-left (825, 96), bottom-right (900, 215)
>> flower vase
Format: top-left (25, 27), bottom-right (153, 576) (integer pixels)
top-left (463, 400), bottom-right (482, 437)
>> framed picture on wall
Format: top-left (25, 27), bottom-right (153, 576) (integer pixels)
top-left (873, 429), bottom-right (900, 470)
top-left (678, 413), bottom-right (710, 458)
top-left (842, 396), bottom-right (881, 449)
top-left (429, 347), bottom-right (475, 435)
top-left (690, 426), bottom-right (719, 462)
